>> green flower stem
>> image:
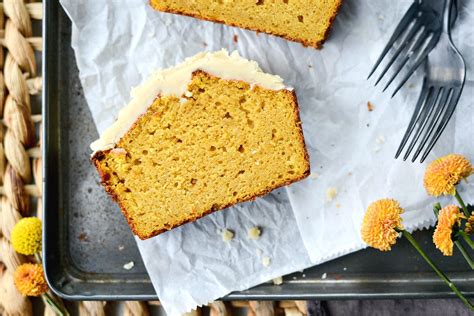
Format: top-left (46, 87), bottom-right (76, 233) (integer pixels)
top-left (433, 203), bottom-right (442, 217)
top-left (455, 240), bottom-right (474, 270)
top-left (454, 190), bottom-right (470, 217)
top-left (459, 231), bottom-right (474, 250)
top-left (453, 191), bottom-right (474, 249)
top-left (43, 292), bottom-right (69, 316)
top-left (401, 230), bottom-right (474, 310)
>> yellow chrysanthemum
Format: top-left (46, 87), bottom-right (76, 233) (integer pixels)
top-left (433, 205), bottom-right (465, 256)
top-left (361, 199), bottom-right (404, 251)
top-left (11, 217), bottom-right (42, 255)
top-left (465, 212), bottom-right (474, 235)
top-left (424, 154), bottom-right (473, 196)
top-left (14, 263), bottom-right (48, 296)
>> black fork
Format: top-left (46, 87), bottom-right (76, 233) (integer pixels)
top-left (395, 0), bottom-right (465, 163)
top-left (367, 0), bottom-right (454, 97)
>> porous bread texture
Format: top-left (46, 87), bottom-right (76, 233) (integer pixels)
top-left (150, 0), bottom-right (342, 48)
top-left (93, 71), bottom-right (310, 239)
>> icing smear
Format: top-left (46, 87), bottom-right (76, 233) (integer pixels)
top-left (90, 49), bottom-right (288, 153)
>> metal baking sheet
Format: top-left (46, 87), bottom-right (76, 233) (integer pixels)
top-left (43, 0), bottom-right (474, 300)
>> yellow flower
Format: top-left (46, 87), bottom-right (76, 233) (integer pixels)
top-left (14, 263), bottom-right (48, 296)
top-left (424, 154), bottom-right (473, 196)
top-left (11, 217), bottom-right (42, 255)
top-left (465, 212), bottom-right (474, 235)
top-left (433, 205), bottom-right (465, 256)
top-left (361, 199), bottom-right (404, 251)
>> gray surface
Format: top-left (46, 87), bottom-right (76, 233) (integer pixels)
top-left (65, 54), bottom-right (146, 276)
top-left (43, 0), bottom-right (155, 299)
top-left (43, 0), bottom-right (473, 306)
top-left (326, 299), bottom-right (472, 316)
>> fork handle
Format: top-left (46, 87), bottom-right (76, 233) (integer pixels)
top-left (443, 0), bottom-right (453, 34)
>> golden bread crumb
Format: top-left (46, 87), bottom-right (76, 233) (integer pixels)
top-left (326, 187), bottom-right (337, 201)
top-left (248, 227), bottom-right (261, 240)
top-left (367, 101), bottom-right (374, 112)
top-left (262, 256), bottom-right (271, 267)
top-left (123, 261), bottom-right (135, 270)
top-left (376, 135), bottom-right (386, 144)
top-left (221, 229), bottom-right (234, 242)
top-left (272, 276), bottom-right (283, 285)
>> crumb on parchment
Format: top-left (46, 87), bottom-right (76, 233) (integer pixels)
top-left (221, 229), bottom-right (234, 242)
top-left (326, 187), bottom-right (337, 202)
top-left (248, 227), bottom-right (261, 240)
top-left (376, 135), bottom-right (386, 144)
top-left (262, 256), bottom-right (271, 267)
top-left (367, 101), bottom-right (374, 112)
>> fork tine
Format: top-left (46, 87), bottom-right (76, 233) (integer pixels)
top-left (367, 2), bottom-right (419, 79)
top-left (395, 82), bottom-right (430, 158)
top-left (402, 87), bottom-right (441, 161)
top-left (381, 56), bottom-right (410, 92)
top-left (390, 34), bottom-right (440, 98)
top-left (382, 25), bottom-right (431, 93)
top-left (373, 19), bottom-right (425, 87)
top-left (420, 89), bottom-right (462, 163)
top-left (411, 88), bottom-right (451, 162)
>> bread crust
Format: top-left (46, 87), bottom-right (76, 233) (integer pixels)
top-left (91, 71), bottom-right (310, 240)
top-left (149, 0), bottom-right (342, 48)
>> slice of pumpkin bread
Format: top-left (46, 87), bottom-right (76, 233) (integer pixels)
top-left (150, 0), bottom-right (342, 48)
top-left (91, 50), bottom-right (310, 239)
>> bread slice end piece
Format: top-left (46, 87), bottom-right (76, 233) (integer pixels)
top-left (149, 0), bottom-right (342, 49)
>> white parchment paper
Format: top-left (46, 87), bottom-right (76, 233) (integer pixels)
top-left (285, 0), bottom-right (474, 263)
top-left (60, 0), bottom-right (474, 314)
top-left (138, 191), bottom-right (312, 314)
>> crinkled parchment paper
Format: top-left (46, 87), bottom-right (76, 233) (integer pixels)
top-left (60, 0), bottom-right (474, 314)
top-left (285, 0), bottom-right (474, 263)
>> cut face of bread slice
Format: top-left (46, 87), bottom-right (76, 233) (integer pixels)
top-left (150, 0), bottom-right (342, 48)
top-left (91, 51), bottom-right (310, 240)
